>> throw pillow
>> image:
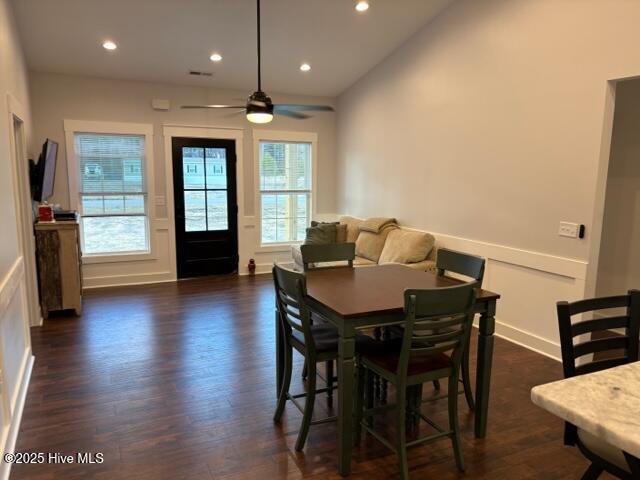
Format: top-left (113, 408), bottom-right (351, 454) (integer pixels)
top-left (304, 223), bottom-right (336, 245)
top-left (378, 229), bottom-right (435, 264)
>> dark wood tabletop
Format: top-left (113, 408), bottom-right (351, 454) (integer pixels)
top-left (305, 264), bottom-right (500, 319)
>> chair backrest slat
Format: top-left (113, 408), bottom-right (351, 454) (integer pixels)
top-left (273, 265), bottom-right (317, 352)
top-left (574, 357), bottom-right (628, 376)
top-left (571, 315), bottom-right (629, 336)
top-left (556, 289), bottom-right (640, 379)
top-left (301, 243), bottom-right (355, 271)
top-left (573, 336), bottom-right (628, 359)
top-left (436, 248), bottom-right (485, 286)
top-left (396, 283), bottom-right (477, 379)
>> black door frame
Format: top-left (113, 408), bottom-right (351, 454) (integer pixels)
top-left (171, 136), bottom-right (239, 278)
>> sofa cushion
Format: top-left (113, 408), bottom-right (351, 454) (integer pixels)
top-left (378, 229), bottom-right (435, 265)
top-left (340, 216), bottom-right (364, 243)
top-left (304, 223), bottom-right (336, 245)
top-left (356, 224), bottom-right (397, 263)
top-left (353, 256), bottom-right (377, 266)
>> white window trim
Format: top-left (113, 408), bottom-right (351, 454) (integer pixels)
top-left (253, 129), bottom-right (318, 251)
top-left (64, 120), bottom-right (156, 264)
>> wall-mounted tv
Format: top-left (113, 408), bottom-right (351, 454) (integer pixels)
top-left (30, 139), bottom-right (58, 202)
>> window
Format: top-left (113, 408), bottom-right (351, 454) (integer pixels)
top-left (259, 140), bottom-right (312, 244)
top-left (74, 133), bottom-right (149, 255)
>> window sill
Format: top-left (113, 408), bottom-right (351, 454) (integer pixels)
top-left (82, 251), bottom-right (155, 264)
top-left (256, 242), bottom-right (301, 254)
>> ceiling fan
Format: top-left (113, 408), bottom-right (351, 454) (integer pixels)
top-left (181, 0), bottom-right (335, 123)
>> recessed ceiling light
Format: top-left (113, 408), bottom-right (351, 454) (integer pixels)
top-left (210, 53), bottom-right (223, 62)
top-left (355, 1), bottom-right (369, 12)
top-left (300, 63), bottom-right (311, 72)
top-left (102, 40), bottom-right (117, 51)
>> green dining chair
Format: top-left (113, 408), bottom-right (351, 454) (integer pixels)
top-left (434, 248), bottom-right (485, 410)
top-left (355, 282), bottom-right (477, 479)
top-left (300, 243), bottom-right (355, 271)
top-left (273, 264), bottom-right (375, 451)
top-left (299, 242), bottom-right (356, 401)
top-left (384, 248), bottom-right (485, 411)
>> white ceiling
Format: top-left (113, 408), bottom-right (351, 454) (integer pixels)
top-left (11, 0), bottom-right (454, 97)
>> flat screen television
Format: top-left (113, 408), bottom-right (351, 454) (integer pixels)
top-left (30, 139), bottom-right (58, 202)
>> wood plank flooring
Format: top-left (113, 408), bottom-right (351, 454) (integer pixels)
top-left (11, 274), bottom-right (605, 479)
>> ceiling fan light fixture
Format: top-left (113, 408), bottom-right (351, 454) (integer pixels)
top-left (246, 91), bottom-right (274, 124)
top-left (355, 1), bottom-right (369, 12)
top-left (246, 112), bottom-right (274, 124)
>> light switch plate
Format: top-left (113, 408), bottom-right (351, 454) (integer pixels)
top-left (559, 221), bottom-right (579, 238)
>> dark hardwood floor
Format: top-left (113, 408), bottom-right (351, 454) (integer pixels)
top-left (11, 274), bottom-right (603, 479)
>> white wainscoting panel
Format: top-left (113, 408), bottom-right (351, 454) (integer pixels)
top-left (0, 256), bottom-right (34, 480)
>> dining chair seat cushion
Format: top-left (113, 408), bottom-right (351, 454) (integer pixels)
top-left (578, 428), bottom-right (630, 473)
top-left (291, 324), bottom-right (381, 354)
top-left (364, 350), bottom-right (452, 377)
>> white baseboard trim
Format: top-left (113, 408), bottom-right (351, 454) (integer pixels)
top-left (0, 353), bottom-right (34, 480)
top-left (473, 317), bottom-right (562, 362)
top-left (82, 271), bottom-right (176, 289)
top-left (238, 261), bottom-right (293, 276)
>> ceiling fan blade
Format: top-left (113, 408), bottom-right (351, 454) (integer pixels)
top-left (275, 109), bottom-right (311, 120)
top-left (274, 104), bottom-right (334, 112)
top-left (180, 105), bottom-right (245, 109)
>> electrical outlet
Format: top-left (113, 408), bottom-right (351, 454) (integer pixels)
top-left (559, 221), bottom-right (579, 238)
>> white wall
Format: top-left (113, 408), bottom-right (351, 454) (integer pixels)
top-left (336, 0), bottom-right (640, 358)
top-left (0, 0), bottom-right (35, 477)
top-left (596, 79), bottom-right (640, 297)
top-left (29, 72), bottom-right (337, 284)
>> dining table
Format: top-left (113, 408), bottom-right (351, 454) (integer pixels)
top-left (274, 263), bottom-right (501, 476)
top-left (531, 361), bottom-right (640, 475)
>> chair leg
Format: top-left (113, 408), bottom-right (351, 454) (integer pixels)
top-left (354, 363), bottom-right (365, 446)
top-left (274, 344), bottom-right (293, 423)
top-left (432, 379), bottom-right (441, 390)
top-left (301, 360), bottom-right (308, 380)
top-left (365, 367), bottom-right (374, 427)
top-left (396, 385), bottom-right (409, 480)
top-left (326, 360), bottom-right (334, 402)
top-left (448, 374), bottom-right (465, 472)
top-left (580, 463), bottom-right (603, 480)
top-left (295, 361), bottom-right (317, 451)
top-left (461, 336), bottom-right (475, 410)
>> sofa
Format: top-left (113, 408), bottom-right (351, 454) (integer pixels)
top-left (292, 216), bottom-right (437, 272)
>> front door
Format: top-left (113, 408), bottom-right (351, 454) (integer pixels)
top-left (172, 137), bottom-right (238, 278)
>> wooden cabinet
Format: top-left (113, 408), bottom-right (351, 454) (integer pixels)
top-left (34, 221), bottom-right (82, 318)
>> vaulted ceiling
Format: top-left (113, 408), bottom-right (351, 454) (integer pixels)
top-left (11, 0), bottom-right (454, 97)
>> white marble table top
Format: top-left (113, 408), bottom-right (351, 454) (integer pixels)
top-left (531, 361), bottom-right (640, 459)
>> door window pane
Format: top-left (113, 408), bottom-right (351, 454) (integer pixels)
top-left (82, 216), bottom-right (148, 254)
top-left (184, 191), bottom-right (206, 232)
top-left (205, 148), bottom-right (227, 189)
top-left (182, 147), bottom-right (205, 189)
top-left (207, 191), bottom-right (228, 231)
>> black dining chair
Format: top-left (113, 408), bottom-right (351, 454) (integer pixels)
top-left (556, 289), bottom-right (640, 479)
top-left (355, 282), bottom-right (477, 479)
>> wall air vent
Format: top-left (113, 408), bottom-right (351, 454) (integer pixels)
top-left (189, 70), bottom-right (214, 77)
